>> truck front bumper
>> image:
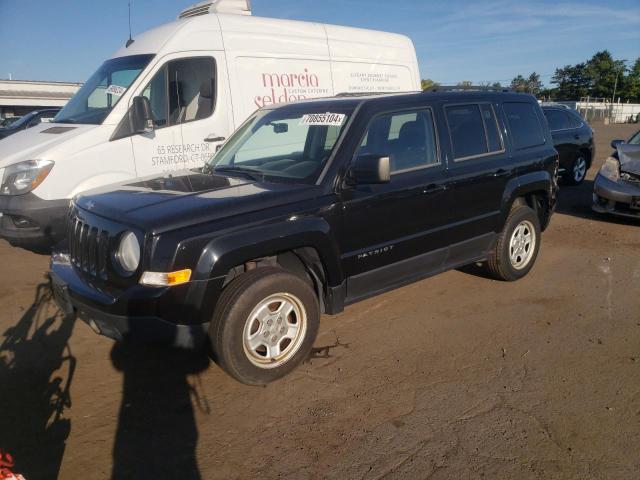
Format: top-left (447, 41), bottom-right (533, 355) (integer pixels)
top-left (592, 173), bottom-right (640, 220)
top-left (50, 253), bottom-right (221, 349)
top-left (0, 192), bottom-right (69, 253)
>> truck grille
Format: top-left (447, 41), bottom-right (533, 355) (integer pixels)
top-left (68, 213), bottom-right (110, 280)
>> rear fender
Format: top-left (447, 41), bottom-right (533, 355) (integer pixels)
top-left (502, 171), bottom-right (555, 229)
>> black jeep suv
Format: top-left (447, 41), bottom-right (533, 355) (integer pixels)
top-left (51, 91), bottom-right (558, 385)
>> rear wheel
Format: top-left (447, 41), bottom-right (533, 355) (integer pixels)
top-left (486, 203), bottom-right (541, 281)
top-left (564, 154), bottom-right (587, 185)
top-left (209, 267), bottom-right (319, 385)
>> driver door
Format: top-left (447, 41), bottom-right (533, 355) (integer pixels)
top-left (130, 53), bottom-right (229, 176)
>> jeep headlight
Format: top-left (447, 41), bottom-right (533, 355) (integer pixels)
top-left (599, 156), bottom-right (620, 182)
top-left (114, 231), bottom-right (140, 274)
top-left (0, 160), bottom-right (54, 195)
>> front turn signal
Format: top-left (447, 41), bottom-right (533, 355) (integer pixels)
top-left (140, 269), bottom-right (192, 287)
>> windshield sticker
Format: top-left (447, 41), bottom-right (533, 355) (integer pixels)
top-left (105, 84), bottom-right (126, 97)
top-left (300, 113), bottom-right (345, 126)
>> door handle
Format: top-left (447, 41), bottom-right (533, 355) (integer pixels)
top-left (574, 134), bottom-right (580, 140)
top-left (204, 134), bottom-right (225, 142)
top-left (422, 184), bottom-right (446, 194)
top-left (493, 168), bottom-right (510, 178)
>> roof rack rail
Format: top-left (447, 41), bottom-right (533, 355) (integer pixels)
top-left (425, 85), bottom-right (513, 93)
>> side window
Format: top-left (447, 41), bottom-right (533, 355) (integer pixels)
top-left (503, 102), bottom-right (545, 150)
top-left (140, 66), bottom-right (169, 128)
top-left (167, 57), bottom-right (216, 125)
top-left (359, 109), bottom-right (438, 173)
top-left (544, 109), bottom-right (569, 131)
top-left (567, 113), bottom-right (583, 129)
top-left (446, 105), bottom-right (486, 160)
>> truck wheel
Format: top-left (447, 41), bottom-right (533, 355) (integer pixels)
top-left (486, 203), bottom-right (541, 281)
top-left (209, 266), bottom-right (319, 385)
top-left (564, 155), bottom-right (587, 185)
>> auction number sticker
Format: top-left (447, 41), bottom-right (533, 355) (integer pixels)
top-left (105, 85), bottom-right (126, 96)
top-left (300, 112), bottom-right (345, 126)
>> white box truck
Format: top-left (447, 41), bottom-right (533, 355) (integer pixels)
top-left (0, 0), bottom-right (420, 252)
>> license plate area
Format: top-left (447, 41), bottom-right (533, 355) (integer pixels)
top-left (50, 273), bottom-right (74, 316)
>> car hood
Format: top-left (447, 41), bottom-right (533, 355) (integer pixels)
top-left (0, 123), bottom-right (98, 168)
top-left (618, 144), bottom-right (640, 175)
top-left (74, 170), bottom-right (316, 234)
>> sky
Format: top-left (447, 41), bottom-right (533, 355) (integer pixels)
top-left (0, 0), bottom-right (639, 86)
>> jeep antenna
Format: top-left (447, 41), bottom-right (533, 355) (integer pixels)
top-left (126, 0), bottom-right (134, 48)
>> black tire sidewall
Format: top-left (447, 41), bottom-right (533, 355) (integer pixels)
top-left (498, 206), bottom-right (541, 281)
top-left (212, 269), bottom-right (319, 385)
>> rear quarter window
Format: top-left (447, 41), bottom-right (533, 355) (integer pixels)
top-left (503, 102), bottom-right (545, 150)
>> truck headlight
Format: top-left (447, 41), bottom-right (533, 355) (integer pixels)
top-left (599, 157), bottom-right (620, 182)
top-left (114, 231), bottom-right (140, 274)
top-left (0, 160), bottom-right (54, 195)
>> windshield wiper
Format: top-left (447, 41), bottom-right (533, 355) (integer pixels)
top-left (213, 166), bottom-right (264, 181)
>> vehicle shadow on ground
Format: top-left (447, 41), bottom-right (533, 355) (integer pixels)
top-left (0, 280), bottom-right (76, 480)
top-left (110, 341), bottom-right (211, 479)
top-left (555, 179), bottom-right (640, 227)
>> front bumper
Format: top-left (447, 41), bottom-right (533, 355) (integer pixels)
top-left (592, 173), bottom-right (640, 219)
top-left (0, 192), bottom-right (69, 252)
top-left (50, 253), bottom-right (223, 349)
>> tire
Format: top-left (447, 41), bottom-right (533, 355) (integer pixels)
top-left (486, 203), bottom-right (541, 282)
top-left (209, 266), bottom-right (320, 385)
top-left (564, 154), bottom-right (587, 185)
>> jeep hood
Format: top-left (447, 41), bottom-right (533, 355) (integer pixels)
top-left (74, 170), bottom-right (317, 233)
top-left (0, 123), bottom-right (98, 168)
top-left (618, 144), bottom-right (640, 175)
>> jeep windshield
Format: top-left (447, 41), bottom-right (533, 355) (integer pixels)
top-left (55, 54), bottom-right (154, 125)
top-left (208, 104), bottom-right (354, 184)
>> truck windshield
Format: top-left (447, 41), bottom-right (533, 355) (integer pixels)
top-left (208, 105), bottom-right (353, 184)
top-left (55, 54), bottom-right (154, 125)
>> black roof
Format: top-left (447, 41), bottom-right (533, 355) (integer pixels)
top-left (264, 90), bottom-right (537, 112)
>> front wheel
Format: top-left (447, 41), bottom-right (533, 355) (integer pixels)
top-left (209, 267), bottom-right (320, 385)
top-left (486, 203), bottom-right (541, 281)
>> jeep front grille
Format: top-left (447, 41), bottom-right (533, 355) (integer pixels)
top-left (68, 213), bottom-right (110, 280)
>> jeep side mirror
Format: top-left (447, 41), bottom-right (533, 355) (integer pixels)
top-left (131, 96), bottom-right (154, 134)
top-left (348, 155), bottom-right (391, 185)
top-left (611, 139), bottom-right (625, 149)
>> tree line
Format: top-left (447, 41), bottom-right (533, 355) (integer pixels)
top-left (421, 50), bottom-right (640, 102)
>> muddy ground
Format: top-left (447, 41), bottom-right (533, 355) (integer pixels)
top-left (0, 123), bottom-right (639, 480)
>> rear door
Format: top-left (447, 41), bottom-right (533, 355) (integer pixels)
top-left (444, 102), bottom-right (513, 243)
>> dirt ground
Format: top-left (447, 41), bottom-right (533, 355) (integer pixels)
top-left (0, 123), bottom-right (639, 480)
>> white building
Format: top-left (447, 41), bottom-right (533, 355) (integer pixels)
top-left (0, 79), bottom-right (81, 119)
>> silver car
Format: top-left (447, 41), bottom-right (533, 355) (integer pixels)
top-left (593, 130), bottom-right (640, 219)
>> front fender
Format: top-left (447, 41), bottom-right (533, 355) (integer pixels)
top-left (194, 216), bottom-right (343, 286)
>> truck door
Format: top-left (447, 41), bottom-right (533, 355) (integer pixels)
top-left (175, 54), bottom-right (232, 169)
top-left (131, 53), bottom-right (230, 176)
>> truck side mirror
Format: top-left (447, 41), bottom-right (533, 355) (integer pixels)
top-left (611, 139), bottom-right (625, 149)
top-left (347, 154), bottom-right (391, 185)
top-left (131, 96), bottom-right (154, 134)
